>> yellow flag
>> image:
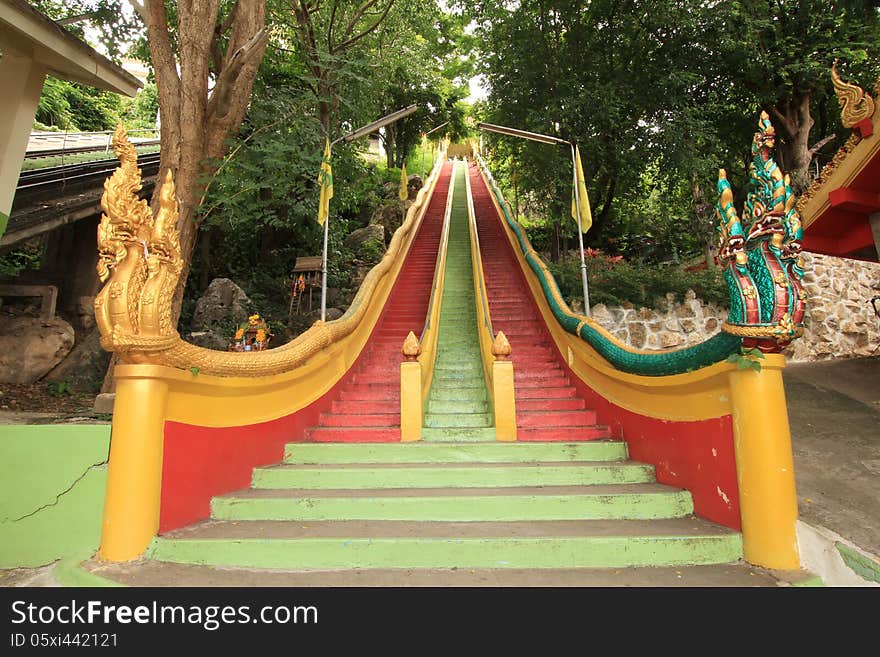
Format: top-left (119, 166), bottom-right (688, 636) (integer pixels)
top-left (399, 163), bottom-right (409, 201)
top-left (317, 138), bottom-right (333, 226)
top-left (571, 145), bottom-right (592, 233)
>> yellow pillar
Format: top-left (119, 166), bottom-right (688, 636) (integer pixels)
top-left (98, 373), bottom-right (169, 561)
top-left (493, 360), bottom-right (517, 441)
top-left (400, 361), bottom-right (422, 442)
top-left (728, 355), bottom-right (800, 569)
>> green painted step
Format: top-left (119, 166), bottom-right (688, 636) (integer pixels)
top-left (425, 412), bottom-right (492, 428)
top-left (427, 399), bottom-right (489, 414)
top-left (282, 442), bottom-right (629, 463)
top-left (423, 161), bottom-right (493, 438)
top-left (252, 462), bottom-right (655, 489)
top-left (211, 484), bottom-right (694, 521)
top-left (148, 535), bottom-right (742, 570)
top-left (419, 427), bottom-right (497, 442)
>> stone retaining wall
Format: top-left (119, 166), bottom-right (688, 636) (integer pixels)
top-left (589, 252), bottom-right (880, 362)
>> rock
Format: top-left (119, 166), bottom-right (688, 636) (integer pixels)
top-left (679, 318), bottom-right (698, 333)
top-left (659, 331), bottom-right (685, 348)
top-left (44, 328), bottom-right (109, 393)
top-left (191, 278), bottom-right (251, 333)
top-left (345, 225), bottom-right (386, 262)
top-left (372, 204), bottom-right (405, 235)
top-left (570, 298), bottom-right (584, 314)
top-left (590, 304), bottom-right (613, 325)
top-left (78, 296), bottom-right (96, 331)
top-left (93, 393), bottom-right (115, 414)
top-left (306, 308), bottom-right (344, 324)
top-left (0, 317), bottom-right (75, 384)
top-left (185, 330), bottom-right (229, 351)
top-left (627, 322), bottom-right (647, 348)
top-left (704, 317), bottom-right (719, 332)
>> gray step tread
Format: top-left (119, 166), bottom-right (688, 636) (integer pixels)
top-left (160, 517), bottom-right (736, 540)
top-left (85, 561), bottom-right (783, 587)
top-left (220, 482), bottom-right (682, 499)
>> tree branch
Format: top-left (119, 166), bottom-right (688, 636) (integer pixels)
top-left (208, 28), bottom-right (268, 119)
top-left (808, 133), bottom-right (836, 156)
top-left (767, 103), bottom-right (795, 136)
top-left (333, 0), bottom-right (395, 53)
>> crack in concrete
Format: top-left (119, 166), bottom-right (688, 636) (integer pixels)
top-left (1, 460), bottom-right (107, 524)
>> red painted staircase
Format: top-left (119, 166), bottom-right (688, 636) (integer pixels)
top-left (305, 162), bottom-right (452, 443)
top-left (470, 163), bottom-right (612, 442)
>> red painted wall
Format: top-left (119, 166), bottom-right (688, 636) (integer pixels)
top-left (159, 372), bottom-right (353, 533)
top-left (566, 376), bottom-right (741, 529)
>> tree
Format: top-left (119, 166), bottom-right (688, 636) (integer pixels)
top-left (131, 0), bottom-right (268, 318)
top-left (714, 0), bottom-right (880, 191)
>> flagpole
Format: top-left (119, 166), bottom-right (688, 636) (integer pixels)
top-left (571, 143), bottom-right (591, 317)
top-left (320, 210), bottom-right (329, 322)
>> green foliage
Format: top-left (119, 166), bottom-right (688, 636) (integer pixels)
top-left (46, 381), bottom-right (73, 397)
top-left (727, 348), bottom-right (765, 372)
top-left (36, 77), bottom-right (121, 132)
top-left (32, 0), bottom-right (143, 62)
top-left (120, 84), bottom-right (159, 131)
top-left (0, 243), bottom-right (44, 278)
top-left (547, 254), bottom-right (727, 311)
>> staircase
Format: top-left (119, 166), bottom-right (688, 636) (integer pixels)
top-left (304, 162), bottom-right (452, 443)
top-left (82, 159), bottom-right (772, 587)
top-left (470, 164), bottom-right (610, 442)
top-left (422, 163), bottom-right (494, 441)
top-left (86, 441), bottom-right (767, 586)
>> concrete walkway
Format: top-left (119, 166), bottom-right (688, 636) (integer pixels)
top-left (783, 356), bottom-right (880, 557)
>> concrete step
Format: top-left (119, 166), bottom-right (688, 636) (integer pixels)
top-left (283, 442), bottom-right (630, 465)
top-left (251, 461), bottom-right (655, 489)
top-left (424, 412), bottom-right (493, 428)
top-left (85, 560), bottom-right (781, 587)
top-left (517, 409), bottom-right (598, 427)
top-left (211, 483), bottom-right (694, 522)
top-left (144, 516), bottom-right (739, 570)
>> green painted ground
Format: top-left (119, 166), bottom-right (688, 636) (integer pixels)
top-left (0, 424), bottom-right (110, 567)
top-left (423, 161), bottom-right (494, 441)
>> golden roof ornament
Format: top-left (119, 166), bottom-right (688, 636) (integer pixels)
top-left (832, 59), bottom-right (875, 128)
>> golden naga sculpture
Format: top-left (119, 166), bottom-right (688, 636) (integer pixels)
top-left (831, 58), bottom-right (875, 128)
top-left (95, 125), bottom-right (439, 377)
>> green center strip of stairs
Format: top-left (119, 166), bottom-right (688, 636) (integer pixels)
top-left (422, 161), bottom-right (494, 442)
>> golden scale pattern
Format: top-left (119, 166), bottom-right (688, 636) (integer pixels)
top-left (95, 124), bottom-right (446, 377)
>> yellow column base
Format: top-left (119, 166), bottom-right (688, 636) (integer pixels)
top-left (98, 374), bottom-right (168, 561)
top-left (400, 361), bottom-right (422, 442)
top-left (493, 360), bottom-right (517, 441)
top-left (729, 357), bottom-right (800, 570)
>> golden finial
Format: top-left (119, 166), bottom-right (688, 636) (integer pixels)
top-left (402, 331), bottom-right (420, 361)
top-left (832, 59), bottom-right (875, 128)
top-left (492, 331), bottom-right (512, 360)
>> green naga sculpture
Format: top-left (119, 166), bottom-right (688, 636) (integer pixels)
top-left (716, 111), bottom-right (807, 352)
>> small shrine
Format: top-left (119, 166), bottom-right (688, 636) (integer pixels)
top-left (229, 313), bottom-right (273, 351)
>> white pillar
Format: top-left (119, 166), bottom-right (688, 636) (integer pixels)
top-left (0, 53), bottom-right (46, 235)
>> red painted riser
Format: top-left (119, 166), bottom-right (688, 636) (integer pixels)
top-left (469, 162), bottom-right (741, 529)
top-left (159, 163), bottom-right (453, 532)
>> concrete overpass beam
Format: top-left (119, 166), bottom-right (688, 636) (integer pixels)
top-left (0, 51), bottom-right (46, 236)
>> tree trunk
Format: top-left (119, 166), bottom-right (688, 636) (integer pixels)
top-left (769, 94), bottom-right (814, 193)
top-left (138, 0), bottom-right (268, 326)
